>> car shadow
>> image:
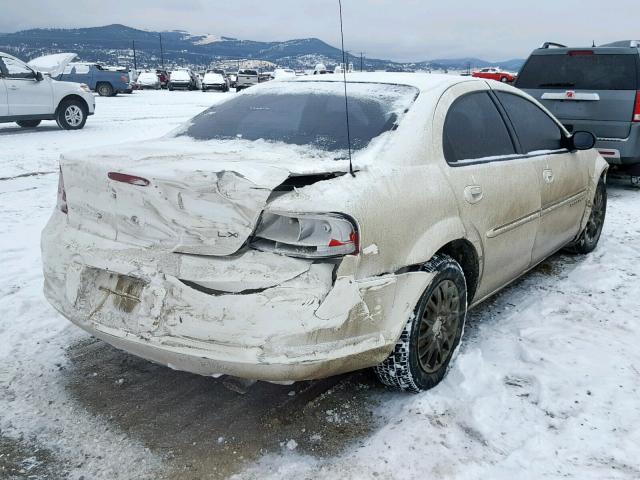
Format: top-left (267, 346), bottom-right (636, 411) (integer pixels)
top-left (0, 125), bottom-right (61, 136)
top-left (63, 338), bottom-right (386, 479)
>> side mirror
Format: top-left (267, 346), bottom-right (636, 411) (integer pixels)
top-left (568, 131), bottom-right (596, 151)
top-left (35, 71), bottom-right (44, 81)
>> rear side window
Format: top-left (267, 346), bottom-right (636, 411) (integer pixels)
top-left (516, 53), bottom-right (638, 90)
top-left (443, 92), bottom-right (516, 163)
top-left (496, 92), bottom-right (564, 153)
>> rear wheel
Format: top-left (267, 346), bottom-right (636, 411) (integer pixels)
top-left (566, 178), bottom-right (607, 254)
top-left (374, 254), bottom-right (467, 392)
top-left (56, 99), bottom-right (87, 130)
top-left (500, 76), bottom-right (509, 83)
top-left (16, 120), bottom-right (41, 128)
top-left (97, 83), bottom-right (114, 97)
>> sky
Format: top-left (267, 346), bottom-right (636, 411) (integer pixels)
top-left (1, 0), bottom-right (639, 62)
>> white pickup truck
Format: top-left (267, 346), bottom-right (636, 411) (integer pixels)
top-left (235, 69), bottom-right (260, 91)
top-left (0, 52), bottom-right (95, 130)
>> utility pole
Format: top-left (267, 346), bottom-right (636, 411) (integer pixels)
top-left (360, 52), bottom-right (364, 72)
top-left (132, 40), bottom-right (137, 71)
top-left (159, 33), bottom-right (165, 69)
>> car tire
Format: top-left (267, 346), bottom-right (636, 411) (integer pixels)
top-left (168, 84), bottom-right (174, 91)
top-left (374, 254), bottom-right (467, 393)
top-left (56, 99), bottom-right (87, 130)
top-left (16, 120), bottom-right (41, 128)
top-left (96, 83), bottom-right (115, 97)
top-left (566, 177), bottom-right (607, 254)
top-left (500, 76), bottom-right (509, 83)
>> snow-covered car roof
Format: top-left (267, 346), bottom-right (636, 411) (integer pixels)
top-left (279, 72), bottom-right (476, 93)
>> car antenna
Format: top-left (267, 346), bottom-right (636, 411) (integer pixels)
top-left (338, 0), bottom-right (356, 177)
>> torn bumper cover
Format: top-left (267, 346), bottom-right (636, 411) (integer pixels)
top-left (42, 212), bottom-right (434, 381)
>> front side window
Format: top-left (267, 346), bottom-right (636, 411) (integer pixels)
top-left (443, 92), bottom-right (516, 163)
top-left (2, 57), bottom-right (34, 79)
top-left (496, 92), bottom-right (564, 153)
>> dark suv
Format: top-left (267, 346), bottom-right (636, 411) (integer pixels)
top-left (516, 41), bottom-right (640, 177)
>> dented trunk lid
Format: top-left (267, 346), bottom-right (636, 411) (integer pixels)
top-left (60, 139), bottom-right (346, 256)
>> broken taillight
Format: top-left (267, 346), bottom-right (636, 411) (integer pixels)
top-left (633, 91), bottom-right (640, 122)
top-left (57, 168), bottom-right (68, 214)
top-left (250, 212), bottom-right (359, 259)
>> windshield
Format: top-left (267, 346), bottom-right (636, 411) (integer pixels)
top-left (179, 81), bottom-right (418, 152)
top-left (516, 53), bottom-right (639, 90)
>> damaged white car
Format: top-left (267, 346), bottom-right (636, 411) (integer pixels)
top-left (42, 74), bottom-right (608, 392)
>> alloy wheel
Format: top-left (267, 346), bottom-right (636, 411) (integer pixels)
top-left (417, 279), bottom-right (461, 373)
top-left (585, 184), bottom-right (605, 244)
top-left (65, 105), bottom-right (83, 127)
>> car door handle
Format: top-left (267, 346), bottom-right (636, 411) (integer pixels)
top-left (464, 185), bottom-right (483, 204)
top-left (7, 85), bottom-right (18, 90)
top-left (543, 169), bottom-right (554, 184)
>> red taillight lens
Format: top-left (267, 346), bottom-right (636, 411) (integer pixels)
top-left (57, 168), bottom-right (68, 214)
top-left (568, 50), bottom-right (594, 56)
top-left (120, 74), bottom-right (128, 82)
top-left (633, 91), bottom-right (640, 122)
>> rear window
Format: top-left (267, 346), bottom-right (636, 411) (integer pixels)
top-left (180, 82), bottom-right (418, 152)
top-left (516, 53), bottom-right (638, 90)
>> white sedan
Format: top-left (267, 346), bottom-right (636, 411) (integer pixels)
top-left (41, 74), bottom-right (607, 392)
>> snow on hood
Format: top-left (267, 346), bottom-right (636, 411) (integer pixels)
top-left (203, 72), bottom-right (225, 83)
top-left (27, 52), bottom-right (77, 77)
top-left (170, 70), bottom-right (191, 81)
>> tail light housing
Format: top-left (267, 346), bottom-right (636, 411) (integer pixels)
top-left (57, 168), bottom-right (68, 214)
top-left (633, 91), bottom-right (640, 122)
top-left (120, 74), bottom-right (128, 83)
top-left (250, 212), bottom-right (359, 259)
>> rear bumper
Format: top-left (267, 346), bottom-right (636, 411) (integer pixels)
top-left (41, 211), bottom-right (431, 381)
top-left (169, 82), bottom-right (192, 89)
top-left (202, 84), bottom-right (227, 90)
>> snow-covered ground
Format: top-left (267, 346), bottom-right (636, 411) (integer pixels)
top-left (1, 90), bottom-right (639, 480)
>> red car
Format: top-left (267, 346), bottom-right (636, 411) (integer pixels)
top-left (471, 67), bottom-right (516, 83)
top-left (156, 69), bottom-right (170, 89)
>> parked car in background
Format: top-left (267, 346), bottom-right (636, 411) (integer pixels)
top-left (168, 69), bottom-right (199, 91)
top-left (156, 69), bottom-right (169, 89)
top-left (1, 52), bottom-right (94, 129)
top-left (42, 74), bottom-right (607, 393)
top-left (272, 68), bottom-right (296, 80)
top-left (56, 61), bottom-right (131, 96)
top-left (228, 71), bottom-right (238, 88)
top-left (516, 40), bottom-right (640, 179)
top-left (137, 71), bottom-right (161, 89)
top-left (472, 67), bottom-right (516, 83)
top-left (313, 63), bottom-right (328, 75)
top-left (235, 69), bottom-right (259, 91)
top-left (202, 70), bottom-right (229, 92)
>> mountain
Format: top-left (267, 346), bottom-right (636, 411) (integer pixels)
top-left (0, 24), bottom-right (524, 71)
